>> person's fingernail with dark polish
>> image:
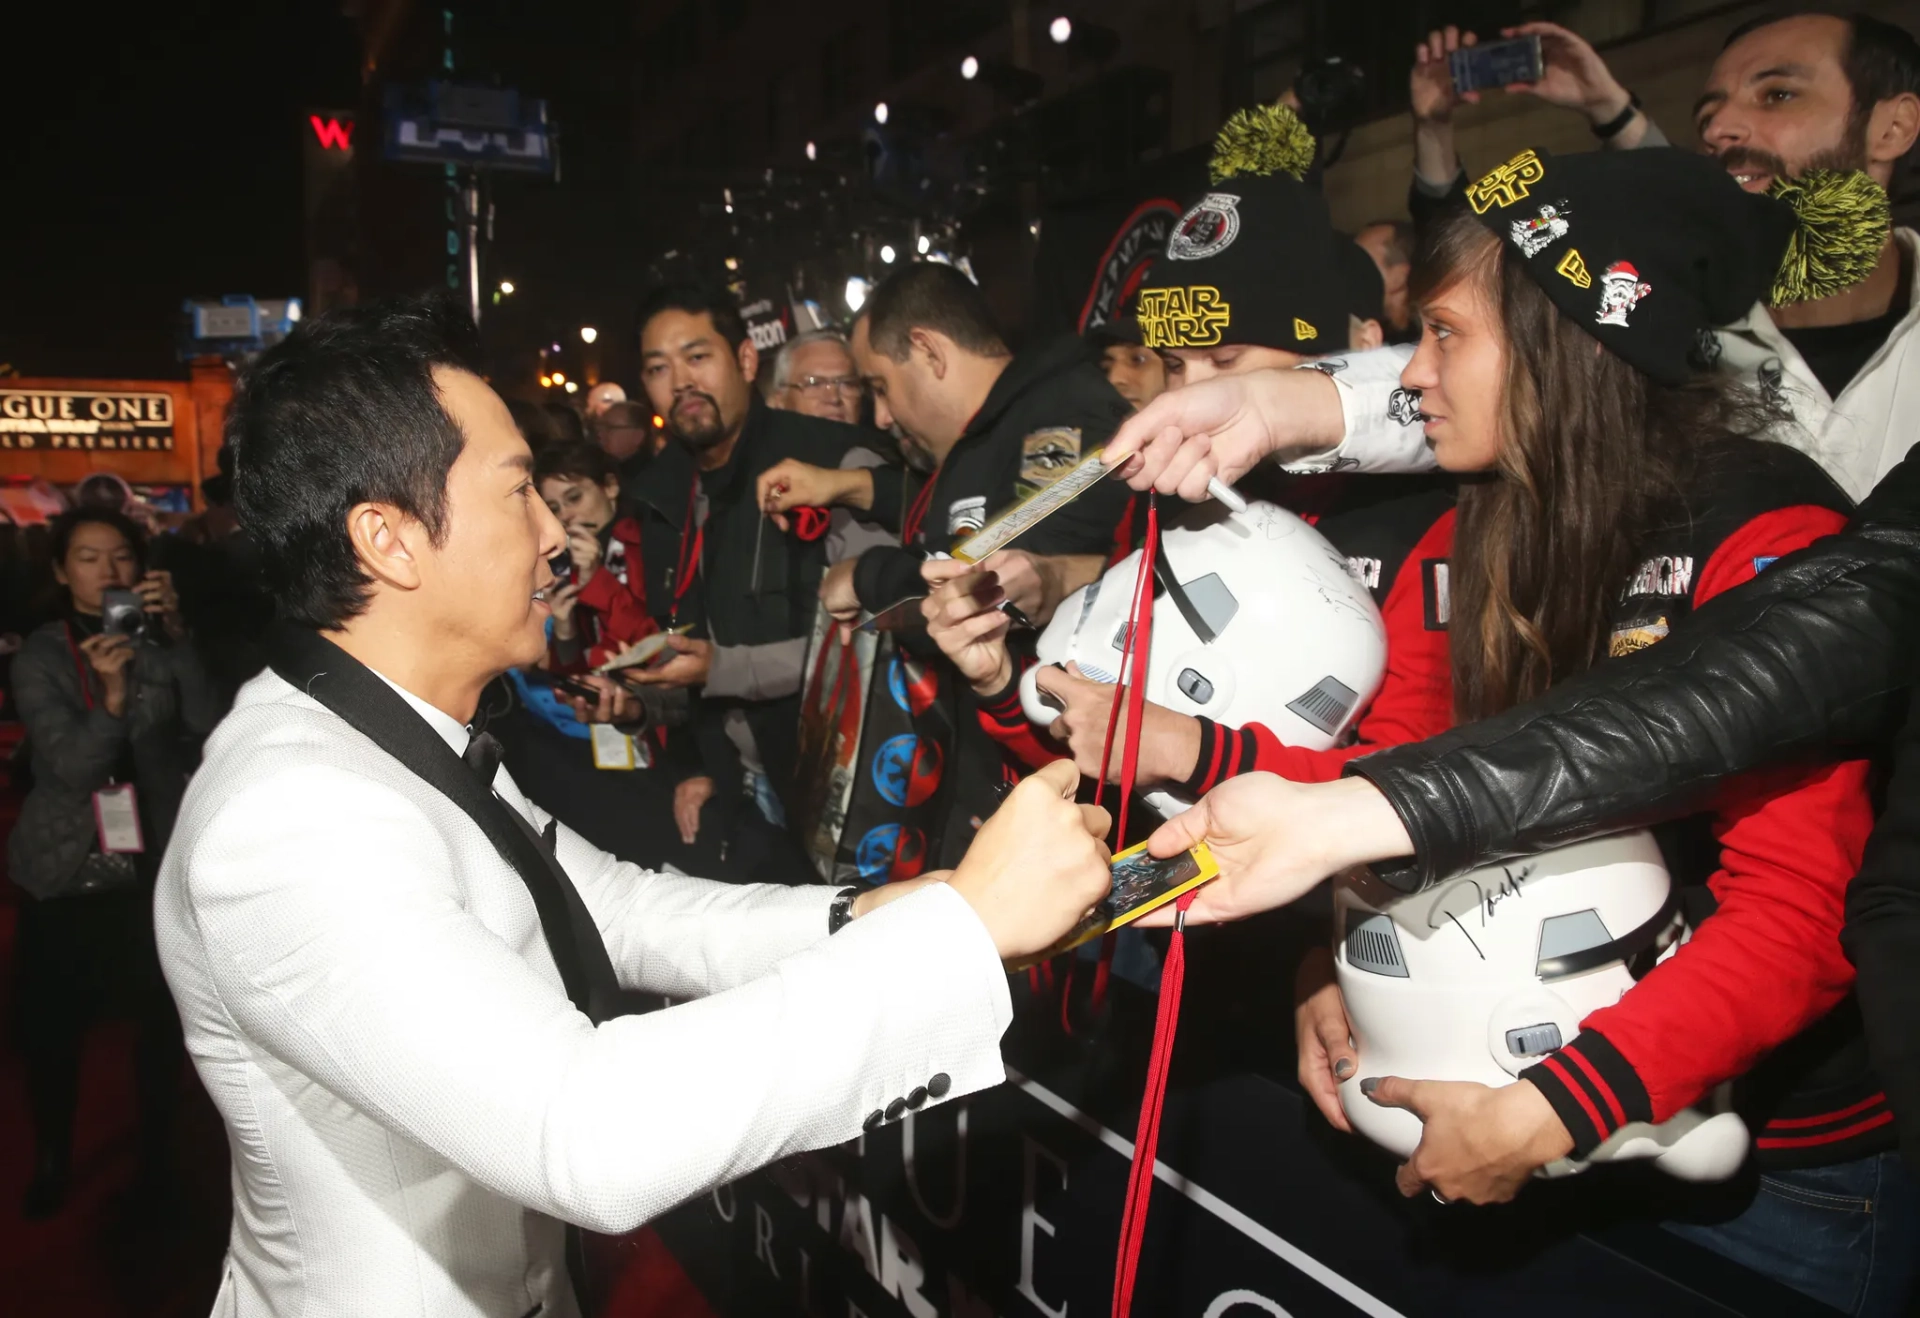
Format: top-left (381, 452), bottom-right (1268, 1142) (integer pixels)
top-left (1359, 1077), bottom-right (1380, 1097)
top-left (1333, 1058), bottom-right (1355, 1081)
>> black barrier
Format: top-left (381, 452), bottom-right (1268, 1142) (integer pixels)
top-left (653, 907), bottom-right (1833, 1317)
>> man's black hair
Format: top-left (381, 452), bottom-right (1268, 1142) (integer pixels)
top-left (863, 263), bottom-right (1010, 362)
top-left (533, 438), bottom-right (617, 487)
top-left (1725, 10), bottom-right (1920, 130)
top-left (226, 290), bottom-right (482, 630)
top-left (637, 282), bottom-right (748, 353)
top-left (49, 506), bottom-right (146, 568)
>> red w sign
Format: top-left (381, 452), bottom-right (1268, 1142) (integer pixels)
top-left (309, 116), bottom-right (353, 151)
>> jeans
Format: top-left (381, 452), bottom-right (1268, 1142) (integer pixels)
top-left (1665, 1152), bottom-right (1919, 1315)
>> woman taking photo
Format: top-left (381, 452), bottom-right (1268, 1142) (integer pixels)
top-left (9, 507), bottom-right (222, 1216)
top-left (1271, 149), bottom-right (1911, 1313)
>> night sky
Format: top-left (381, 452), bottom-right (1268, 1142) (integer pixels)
top-left (4, 4), bottom-right (361, 381)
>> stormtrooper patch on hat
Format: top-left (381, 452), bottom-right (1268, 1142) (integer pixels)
top-left (1167, 193), bottom-right (1243, 261)
top-left (1020, 427), bottom-right (1083, 488)
top-left (1510, 200), bottom-right (1571, 258)
top-left (1136, 285), bottom-right (1232, 348)
top-left (1596, 261), bottom-right (1652, 328)
top-left (947, 496), bottom-right (987, 537)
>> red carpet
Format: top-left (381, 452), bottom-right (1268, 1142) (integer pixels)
top-left (0, 723), bottom-right (719, 1318)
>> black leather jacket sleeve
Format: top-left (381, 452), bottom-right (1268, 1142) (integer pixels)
top-left (1345, 448), bottom-right (1920, 892)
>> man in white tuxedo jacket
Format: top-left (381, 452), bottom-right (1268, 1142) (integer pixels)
top-left (154, 294), bottom-right (1113, 1318)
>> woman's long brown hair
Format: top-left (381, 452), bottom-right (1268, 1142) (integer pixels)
top-left (1410, 213), bottom-right (1772, 723)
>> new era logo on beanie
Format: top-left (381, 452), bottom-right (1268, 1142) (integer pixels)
top-left (1137, 104), bottom-right (1351, 356)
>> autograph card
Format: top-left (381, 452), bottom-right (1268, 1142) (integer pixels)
top-left (1013, 840), bottom-right (1219, 968)
top-left (950, 449), bottom-right (1113, 563)
top-left (595, 625), bottom-right (692, 673)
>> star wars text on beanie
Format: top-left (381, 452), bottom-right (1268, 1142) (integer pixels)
top-left (1464, 146), bottom-right (1798, 385)
top-left (1135, 103), bottom-right (1351, 354)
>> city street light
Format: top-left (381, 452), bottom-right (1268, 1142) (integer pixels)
top-left (917, 234), bottom-right (932, 255)
top-left (564, 381), bottom-right (579, 394)
top-left (874, 101), bottom-right (889, 125)
top-left (844, 276), bottom-right (870, 313)
top-left (539, 374), bottom-right (552, 388)
top-left (805, 140), bottom-right (817, 160)
top-left (498, 280), bottom-right (515, 295)
top-left (551, 371), bottom-right (567, 385)
top-left (880, 244), bottom-right (897, 264)
top-left (579, 326), bottom-right (598, 344)
top-left (961, 55), bottom-right (979, 80)
top-left (1049, 16), bottom-right (1073, 43)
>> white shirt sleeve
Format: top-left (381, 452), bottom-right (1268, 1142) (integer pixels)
top-left (181, 765), bottom-right (1012, 1234)
top-left (1276, 343), bottom-right (1438, 476)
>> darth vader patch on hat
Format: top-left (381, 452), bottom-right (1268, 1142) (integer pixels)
top-left (1020, 427), bottom-right (1083, 488)
top-left (1167, 193), bottom-right (1243, 261)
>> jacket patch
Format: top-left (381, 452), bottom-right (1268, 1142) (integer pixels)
top-left (947, 496), bottom-right (987, 536)
top-left (1624, 555), bottom-right (1694, 597)
top-left (1609, 616), bottom-right (1670, 658)
top-left (1753, 555), bottom-right (1778, 574)
top-left (1422, 558), bottom-right (1450, 630)
top-left (1020, 427), bottom-right (1083, 488)
top-left (1344, 555), bottom-right (1382, 590)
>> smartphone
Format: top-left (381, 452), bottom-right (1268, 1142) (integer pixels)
top-left (548, 551), bottom-right (575, 588)
top-left (1449, 35), bottom-right (1543, 94)
top-left (525, 668), bottom-right (600, 702)
top-left (100, 587), bottom-right (148, 640)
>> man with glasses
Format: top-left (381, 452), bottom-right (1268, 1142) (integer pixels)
top-left (768, 329), bottom-right (865, 423)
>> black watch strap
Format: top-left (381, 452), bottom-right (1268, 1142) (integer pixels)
top-left (1592, 92), bottom-right (1641, 141)
top-left (827, 886), bottom-right (860, 935)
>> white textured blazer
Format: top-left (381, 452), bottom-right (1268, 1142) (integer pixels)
top-left (154, 668), bottom-right (1012, 1317)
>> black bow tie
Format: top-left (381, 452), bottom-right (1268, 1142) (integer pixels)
top-left (463, 731), bottom-right (503, 785)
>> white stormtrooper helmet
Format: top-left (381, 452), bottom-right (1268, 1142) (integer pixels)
top-left (1334, 831), bottom-right (1749, 1182)
top-left (1019, 499), bottom-right (1387, 815)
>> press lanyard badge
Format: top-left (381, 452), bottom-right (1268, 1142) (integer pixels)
top-left (93, 782), bottom-right (144, 853)
top-left (589, 723), bottom-right (637, 771)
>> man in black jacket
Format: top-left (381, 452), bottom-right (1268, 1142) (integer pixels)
top-left (769, 263), bottom-right (1135, 869)
top-left (615, 284), bottom-right (860, 869)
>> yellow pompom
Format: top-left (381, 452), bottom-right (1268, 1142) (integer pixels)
top-left (1209, 102), bottom-right (1317, 185)
top-left (1768, 170), bottom-right (1891, 306)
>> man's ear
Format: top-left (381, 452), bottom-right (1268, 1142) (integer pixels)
top-left (1350, 317), bottom-right (1386, 352)
top-left (345, 502), bottom-right (426, 594)
top-left (1868, 93), bottom-right (1920, 171)
top-left (909, 327), bottom-right (948, 380)
top-left (738, 335), bottom-right (761, 386)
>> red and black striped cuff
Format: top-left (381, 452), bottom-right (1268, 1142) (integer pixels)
top-left (1519, 1030), bottom-right (1652, 1158)
top-left (1180, 718), bottom-right (1261, 796)
top-left (1757, 1091), bottom-right (1893, 1154)
top-left (977, 670), bottom-right (1028, 732)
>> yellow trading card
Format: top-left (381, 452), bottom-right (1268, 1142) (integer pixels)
top-left (1012, 840), bottom-right (1219, 969)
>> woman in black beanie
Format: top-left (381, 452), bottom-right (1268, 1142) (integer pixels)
top-left (1266, 147), bottom-right (1909, 1313)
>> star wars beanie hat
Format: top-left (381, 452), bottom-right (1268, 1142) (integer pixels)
top-left (1462, 146), bottom-right (1893, 385)
top-left (1136, 104), bottom-right (1351, 355)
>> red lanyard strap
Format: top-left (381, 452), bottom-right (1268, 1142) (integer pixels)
top-left (902, 473), bottom-right (938, 546)
top-left (1085, 494), bottom-right (1188, 1318)
top-left (670, 471), bottom-right (704, 623)
top-left (63, 623), bottom-right (96, 711)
